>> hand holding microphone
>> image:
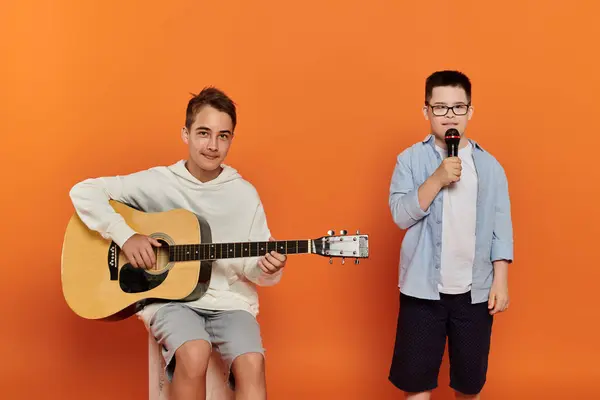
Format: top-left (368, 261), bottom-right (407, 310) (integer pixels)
top-left (432, 128), bottom-right (462, 187)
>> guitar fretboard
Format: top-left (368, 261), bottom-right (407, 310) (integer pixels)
top-left (168, 240), bottom-right (311, 262)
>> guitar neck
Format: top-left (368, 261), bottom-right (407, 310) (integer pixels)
top-left (169, 240), bottom-right (312, 262)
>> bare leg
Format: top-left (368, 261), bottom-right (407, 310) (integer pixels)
top-left (170, 340), bottom-right (212, 400)
top-left (405, 391), bottom-right (432, 400)
top-left (231, 352), bottom-right (266, 400)
top-left (455, 391), bottom-right (480, 400)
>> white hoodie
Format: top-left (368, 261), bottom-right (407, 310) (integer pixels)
top-left (68, 160), bottom-right (283, 323)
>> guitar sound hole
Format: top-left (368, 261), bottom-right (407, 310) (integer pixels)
top-left (150, 239), bottom-right (171, 273)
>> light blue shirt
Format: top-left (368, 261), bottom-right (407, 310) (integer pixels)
top-left (389, 134), bottom-right (514, 304)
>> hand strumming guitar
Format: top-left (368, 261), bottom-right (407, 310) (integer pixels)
top-left (121, 233), bottom-right (162, 269)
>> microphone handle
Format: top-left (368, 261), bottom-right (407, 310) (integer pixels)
top-left (448, 144), bottom-right (458, 157)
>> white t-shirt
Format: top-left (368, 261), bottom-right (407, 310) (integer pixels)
top-left (435, 141), bottom-right (478, 294)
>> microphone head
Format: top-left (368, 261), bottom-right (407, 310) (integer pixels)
top-left (444, 128), bottom-right (460, 142)
top-left (444, 128), bottom-right (460, 157)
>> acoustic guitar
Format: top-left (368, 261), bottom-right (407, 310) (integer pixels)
top-left (61, 200), bottom-right (370, 321)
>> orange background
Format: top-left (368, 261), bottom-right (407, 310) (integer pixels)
top-left (1, 1), bottom-right (599, 399)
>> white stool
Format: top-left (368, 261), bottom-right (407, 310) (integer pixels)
top-left (148, 333), bottom-right (235, 400)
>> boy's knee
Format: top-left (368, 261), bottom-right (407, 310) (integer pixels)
top-left (174, 340), bottom-right (212, 379)
top-left (454, 390), bottom-right (481, 399)
top-left (232, 352), bottom-right (265, 381)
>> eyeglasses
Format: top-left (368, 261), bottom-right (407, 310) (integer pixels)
top-left (427, 103), bottom-right (470, 116)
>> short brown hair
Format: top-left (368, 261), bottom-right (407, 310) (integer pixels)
top-left (185, 87), bottom-right (237, 131)
top-left (425, 70), bottom-right (471, 105)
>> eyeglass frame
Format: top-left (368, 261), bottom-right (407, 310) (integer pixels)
top-left (425, 102), bottom-right (472, 117)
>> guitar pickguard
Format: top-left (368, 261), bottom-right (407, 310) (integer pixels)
top-left (119, 263), bottom-right (169, 293)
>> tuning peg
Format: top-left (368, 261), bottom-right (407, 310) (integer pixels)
top-left (327, 230), bottom-right (334, 236)
top-left (341, 257), bottom-right (345, 265)
top-left (329, 257), bottom-right (333, 264)
top-left (355, 258), bottom-right (360, 264)
top-left (340, 230), bottom-right (347, 235)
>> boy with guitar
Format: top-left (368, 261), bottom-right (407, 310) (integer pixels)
top-left (69, 87), bottom-right (286, 399)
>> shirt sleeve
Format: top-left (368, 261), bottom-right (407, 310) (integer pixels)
top-left (491, 164), bottom-right (514, 263)
top-left (389, 151), bottom-right (430, 230)
top-left (68, 169), bottom-right (155, 248)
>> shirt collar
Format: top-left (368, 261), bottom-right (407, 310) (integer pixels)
top-left (421, 134), bottom-right (485, 152)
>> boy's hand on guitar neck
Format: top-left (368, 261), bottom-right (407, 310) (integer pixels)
top-left (258, 237), bottom-right (287, 274)
top-left (122, 234), bottom-right (162, 269)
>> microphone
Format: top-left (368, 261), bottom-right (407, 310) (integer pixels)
top-left (444, 128), bottom-right (460, 157)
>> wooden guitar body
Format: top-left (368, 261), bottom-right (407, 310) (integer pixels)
top-left (61, 201), bottom-right (213, 321)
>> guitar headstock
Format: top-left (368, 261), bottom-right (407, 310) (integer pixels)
top-left (313, 229), bottom-right (369, 264)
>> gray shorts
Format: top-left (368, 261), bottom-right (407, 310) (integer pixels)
top-left (147, 303), bottom-right (264, 388)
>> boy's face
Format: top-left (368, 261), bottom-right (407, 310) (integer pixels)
top-left (423, 85), bottom-right (473, 143)
top-left (181, 105), bottom-right (233, 176)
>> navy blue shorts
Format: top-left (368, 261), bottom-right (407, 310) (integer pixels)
top-left (388, 291), bottom-right (493, 395)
